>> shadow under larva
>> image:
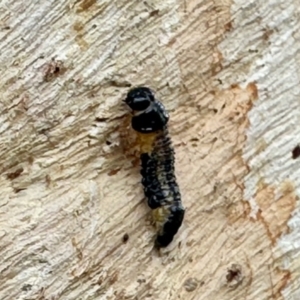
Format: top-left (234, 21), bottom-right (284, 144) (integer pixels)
top-left (124, 86), bottom-right (185, 248)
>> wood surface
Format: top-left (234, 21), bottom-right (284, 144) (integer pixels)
top-left (0, 0), bottom-right (299, 299)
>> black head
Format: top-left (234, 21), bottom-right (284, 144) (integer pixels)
top-left (124, 87), bottom-right (155, 111)
top-left (131, 101), bottom-right (169, 133)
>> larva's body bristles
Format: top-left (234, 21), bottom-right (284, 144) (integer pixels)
top-left (140, 128), bottom-right (185, 248)
top-left (125, 86), bottom-right (185, 248)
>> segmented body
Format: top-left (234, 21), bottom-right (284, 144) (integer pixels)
top-left (139, 128), bottom-right (185, 248)
top-left (125, 87), bottom-right (185, 248)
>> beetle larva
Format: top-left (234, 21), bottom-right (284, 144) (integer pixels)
top-left (124, 87), bottom-right (185, 248)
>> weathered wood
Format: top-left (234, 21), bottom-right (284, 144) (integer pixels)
top-left (0, 0), bottom-right (299, 299)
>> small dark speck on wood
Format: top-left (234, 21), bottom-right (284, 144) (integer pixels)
top-left (122, 233), bottom-right (129, 243)
top-left (95, 117), bottom-right (109, 122)
top-left (292, 145), bottom-right (300, 159)
top-left (149, 10), bottom-right (159, 17)
top-left (226, 264), bottom-right (243, 289)
top-left (21, 284), bottom-right (32, 291)
top-left (6, 167), bottom-right (24, 180)
top-left (108, 80), bottom-right (132, 88)
top-left (183, 277), bottom-right (198, 292)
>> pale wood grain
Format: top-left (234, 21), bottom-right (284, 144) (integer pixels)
top-left (0, 0), bottom-right (299, 299)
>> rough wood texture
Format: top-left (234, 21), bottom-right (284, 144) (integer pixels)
top-left (0, 0), bottom-right (299, 299)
